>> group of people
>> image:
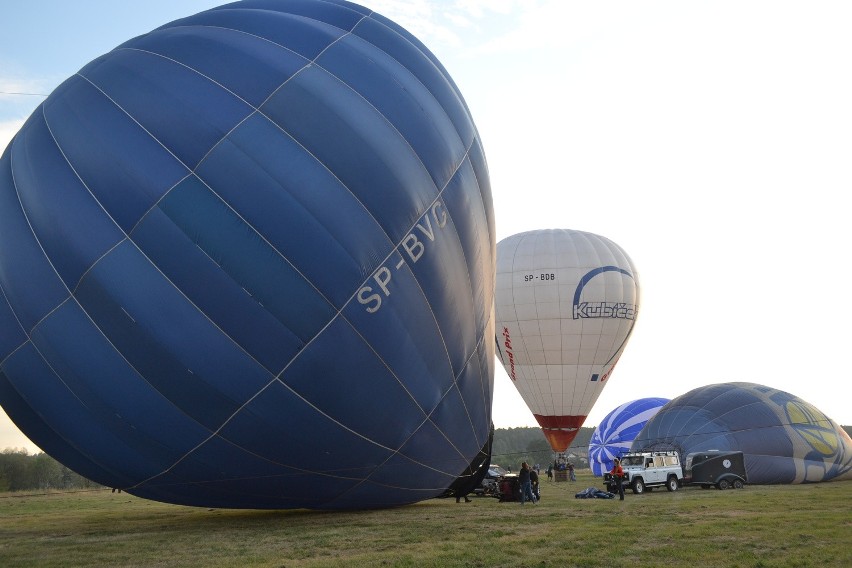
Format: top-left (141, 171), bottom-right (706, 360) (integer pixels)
top-left (456, 457), bottom-right (627, 505)
top-left (545, 460), bottom-right (576, 481)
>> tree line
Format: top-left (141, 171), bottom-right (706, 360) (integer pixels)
top-left (491, 426), bottom-right (595, 470)
top-left (0, 448), bottom-right (99, 492)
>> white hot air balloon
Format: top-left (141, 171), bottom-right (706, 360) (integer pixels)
top-left (495, 229), bottom-right (640, 452)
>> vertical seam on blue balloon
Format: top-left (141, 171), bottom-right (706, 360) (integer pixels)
top-left (127, 140), bottom-right (485, 493)
top-left (261, 11), bottom-right (491, 471)
top-left (72, 71), bottom-right (339, 359)
top-left (3, 139), bottom-right (94, 409)
top-left (152, 16), bottom-right (478, 468)
top-left (0, 282), bottom-right (34, 369)
top-left (114, 34), bottom-right (398, 283)
top-left (461, 145), bottom-right (498, 447)
top-left (3, 150), bottom-right (148, 477)
top-left (325, 148), bottom-right (482, 482)
top-left (0, 285), bottom-right (38, 371)
top-left (27, 98), bottom-right (331, 479)
top-left (126, 16), bottom-right (486, 425)
top-left (99, 36), bottom-right (392, 289)
top-left (269, 143), bottom-right (482, 487)
top-left (250, 141), bottom-right (487, 493)
top-left (125, 379), bottom-right (399, 492)
top-left (35, 90), bottom-right (296, 376)
top-left (128, 338), bottom-right (476, 493)
top-left (4, 135), bottom-right (82, 338)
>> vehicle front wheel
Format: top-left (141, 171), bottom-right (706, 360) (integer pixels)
top-left (666, 476), bottom-right (679, 491)
top-left (733, 479), bottom-right (744, 489)
top-left (717, 479), bottom-right (730, 490)
top-left (632, 479), bottom-right (645, 494)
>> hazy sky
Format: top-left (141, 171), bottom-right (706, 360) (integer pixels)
top-left (1, 1), bottom-right (850, 453)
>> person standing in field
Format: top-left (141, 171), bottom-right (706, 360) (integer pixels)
top-left (609, 458), bottom-right (625, 501)
top-left (530, 466), bottom-right (540, 501)
top-left (518, 462), bottom-right (537, 504)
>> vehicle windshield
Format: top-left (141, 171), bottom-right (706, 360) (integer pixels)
top-left (621, 456), bottom-right (644, 466)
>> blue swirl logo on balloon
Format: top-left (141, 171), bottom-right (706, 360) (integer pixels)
top-left (572, 266), bottom-right (638, 320)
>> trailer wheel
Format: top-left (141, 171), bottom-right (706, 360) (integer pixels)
top-left (631, 478), bottom-right (645, 494)
top-left (666, 476), bottom-right (679, 491)
top-left (717, 479), bottom-right (730, 490)
top-left (733, 479), bottom-right (744, 489)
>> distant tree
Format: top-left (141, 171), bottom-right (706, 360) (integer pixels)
top-left (0, 448), bottom-right (32, 491)
top-left (526, 437), bottom-right (553, 467)
top-left (491, 427), bottom-right (548, 468)
top-left (33, 453), bottom-right (62, 489)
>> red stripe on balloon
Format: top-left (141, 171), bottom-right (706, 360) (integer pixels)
top-left (534, 414), bottom-right (587, 452)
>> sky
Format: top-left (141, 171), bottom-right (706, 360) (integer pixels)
top-left (1, 1), bottom-right (850, 454)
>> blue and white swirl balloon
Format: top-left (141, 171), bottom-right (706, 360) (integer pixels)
top-left (589, 397), bottom-right (669, 476)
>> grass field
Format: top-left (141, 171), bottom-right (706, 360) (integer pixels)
top-left (0, 471), bottom-right (849, 568)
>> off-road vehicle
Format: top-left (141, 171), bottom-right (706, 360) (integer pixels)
top-left (604, 451), bottom-right (682, 494)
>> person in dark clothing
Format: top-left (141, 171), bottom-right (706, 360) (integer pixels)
top-left (519, 462), bottom-right (537, 504)
top-left (530, 467), bottom-right (540, 500)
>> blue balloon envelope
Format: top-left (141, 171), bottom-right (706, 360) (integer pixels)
top-left (588, 397), bottom-right (669, 476)
top-left (0, 0), bottom-right (495, 509)
top-left (631, 382), bottom-right (852, 484)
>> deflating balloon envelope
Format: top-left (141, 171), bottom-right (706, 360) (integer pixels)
top-left (631, 382), bottom-right (852, 484)
top-left (588, 397), bottom-right (669, 476)
top-left (0, 0), bottom-right (496, 509)
top-left (494, 229), bottom-right (640, 452)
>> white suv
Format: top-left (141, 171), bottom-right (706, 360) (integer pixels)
top-left (605, 451), bottom-right (683, 494)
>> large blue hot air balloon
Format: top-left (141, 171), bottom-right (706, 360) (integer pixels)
top-left (631, 382), bottom-right (852, 484)
top-left (588, 397), bottom-right (669, 476)
top-left (0, 0), bottom-right (495, 509)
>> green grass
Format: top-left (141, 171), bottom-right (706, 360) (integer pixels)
top-left (1, 471), bottom-right (849, 567)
